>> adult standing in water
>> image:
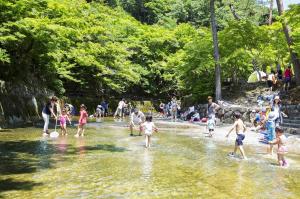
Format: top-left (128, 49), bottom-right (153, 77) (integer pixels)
top-left (42, 96), bottom-right (58, 136)
top-left (114, 98), bottom-right (125, 119)
top-left (129, 108), bottom-right (145, 136)
top-left (207, 96), bottom-right (220, 126)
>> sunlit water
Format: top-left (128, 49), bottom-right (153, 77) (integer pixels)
top-left (0, 120), bottom-right (300, 198)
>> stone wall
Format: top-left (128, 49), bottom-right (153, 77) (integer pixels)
top-left (0, 80), bottom-right (53, 128)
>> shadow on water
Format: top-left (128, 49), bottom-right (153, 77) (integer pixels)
top-left (0, 140), bottom-right (57, 175)
top-left (0, 140), bottom-right (127, 175)
top-left (0, 178), bottom-right (42, 193)
top-left (84, 144), bottom-right (128, 152)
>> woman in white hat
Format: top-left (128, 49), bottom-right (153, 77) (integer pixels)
top-left (271, 96), bottom-right (283, 127)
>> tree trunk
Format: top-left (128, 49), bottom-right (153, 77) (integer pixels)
top-left (268, 0), bottom-right (273, 25)
top-left (229, 3), bottom-right (241, 21)
top-left (210, 0), bottom-right (222, 100)
top-left (276, 0), bottom-right (300, 85)
top-left (252, 59), bottom-right (261, 81)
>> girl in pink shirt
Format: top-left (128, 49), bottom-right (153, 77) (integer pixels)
top-left (75, 104), bottom-right (88, 137)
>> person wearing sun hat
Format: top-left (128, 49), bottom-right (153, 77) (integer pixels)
top-left (271, 95), bottom-right (283, 127)
top-left (266, 111), bottom-right (276, 155)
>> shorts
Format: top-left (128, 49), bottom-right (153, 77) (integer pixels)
top-left (267, 80), bottom-right (273, 88)
top-left (236, 134), bottom-right (245, 146)
top-left (285, 77), bottom-right (291, 83)
top-left (266, 124), bottom-right (275, 141)
top-left (145, 131), bottom-right (152, 136)
top-left (60, 122), bottom-right (66, 127)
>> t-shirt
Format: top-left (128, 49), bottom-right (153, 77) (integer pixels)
top-left (117, 100), bottom-right (125, 109)
top-left (207, 103), bottom-right (218, 117)
top-left (130, 111), bottom-right (144, 124)
top-left (143, 122), bottom-right (155, 135)
top-left (268, 74), bottom-right (275, 81)
top-left (284, 69), bottom-right (292, 78)
top-left (101, 102), bottom-right (108, 109)
top-left (42, 102), bottom-right (52, 115)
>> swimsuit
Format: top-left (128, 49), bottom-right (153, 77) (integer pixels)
top-left (79, 110), bottom-right (88, 125)
top-left (236, 133), bottom-right (245, 146)
top-left (60, 115), bottom-right (68, 126)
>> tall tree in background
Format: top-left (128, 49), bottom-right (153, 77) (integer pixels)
top-left (210, 0), bottom-right (222, 100)
top-left (268, 0), bottom-right (273, 25)
top-left (276, 0), bottom-right (300, 85)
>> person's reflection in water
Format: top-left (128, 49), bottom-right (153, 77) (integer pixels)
top-left (58, 136), bottom-right (67, 154)
top-left (142, 150), bottom-right (153, 181)
top-left (76, 137), bottom-right (86, 158)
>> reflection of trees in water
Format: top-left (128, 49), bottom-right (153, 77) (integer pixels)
top-left (142, 150), bottom-right (153, 181)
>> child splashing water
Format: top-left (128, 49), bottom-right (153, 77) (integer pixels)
top-left (60, 109), bottom-right (71, 136)
top-left (75, 104), bottom-right (88, 137)
top-left (269, 126), bottom-right (288, 167)
top-left (226, 112), bottom-right (247, 160)
top-left (142, 115), bottom-right (158, 148)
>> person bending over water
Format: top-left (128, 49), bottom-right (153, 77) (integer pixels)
top-left (142, 115), bottom-right (158, 148)
top-left (42, 96), bottom-right (58, 136)
top-left (269, 126), bottom-right (288, 167)
top-left (226, 112), bottom-right (247, 160)
top-left (75, 104), bottom-right (88, 137)
top-left (129, 108), bottom-right (145, 136)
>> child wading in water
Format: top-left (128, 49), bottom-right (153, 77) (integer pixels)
top-left (60, 109), bottom-right (71, 136)
top-left (226, 112), bottom-right (247, 160)
top-left (142, 115), bottom-right (158, 148)
top-left (207, 115), bottom-right (215, 137)
top-left (75, 104), bottom-right (88, 137)
top-left (269, 126), bottom-right (288, 167)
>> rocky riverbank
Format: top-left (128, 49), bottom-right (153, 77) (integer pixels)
top-left (0, 80), bottom-right (53, 128)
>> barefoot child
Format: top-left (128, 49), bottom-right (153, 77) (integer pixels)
top-left (142, 115), bottom-right (158, 148)
top-left (269, 126), bottom-right (288, 167)
top-left (207, 115), bottom-right (215, 137)
top-left (60, 109), bottom-right (71, 136)
top-left (75, 104), bottom-right (88, 137)
top-left (226, 112), bottom-right (247, 160)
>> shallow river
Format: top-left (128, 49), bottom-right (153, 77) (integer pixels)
top-left (0, 120), bottom-right (300, 198)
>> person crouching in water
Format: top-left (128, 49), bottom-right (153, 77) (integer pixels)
top-left (226, 112), bottom-right (247, 160)
top-left (75, 104), bottom-right (88, 137)
top-left (60, 109), bottom-right (71, 136)
top-left (142, 115), bottom-right (158, 148)
top-left (129, 108), bottom-right (145, 136)
top-left (269, 126), bottom-right (288, 167)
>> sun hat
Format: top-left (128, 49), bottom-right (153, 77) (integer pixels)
top-left (268, 112), bottom-right (276, 121)
top-left (274, 96), bottom-right (280, 101)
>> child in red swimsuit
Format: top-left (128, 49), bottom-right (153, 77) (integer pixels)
top-left (75, 104), bottom-right (88, 137)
